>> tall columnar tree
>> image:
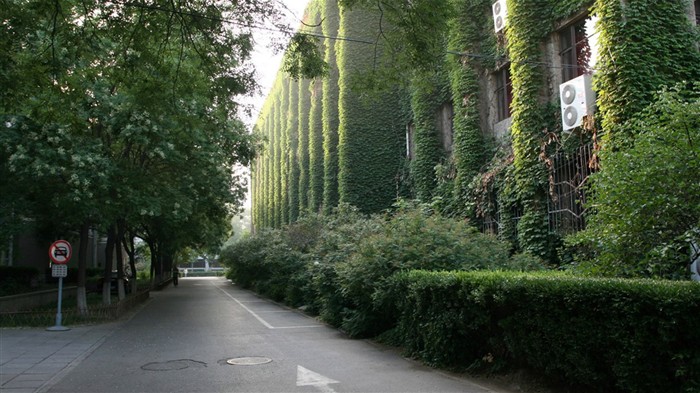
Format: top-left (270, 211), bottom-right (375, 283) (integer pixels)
top-left (336, 4), bottom-right (406, 214)
top-left (321, 0), bottom-right (341, 214)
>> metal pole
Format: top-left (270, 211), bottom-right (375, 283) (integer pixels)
top-left (47, 275), bottom-right (70, 331)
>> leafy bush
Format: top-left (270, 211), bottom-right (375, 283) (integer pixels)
top-left (223, 202), bottom-right (547, 337)
top-left (334, 204), bottom-right (511, 337)
top-left (305, 204), bottom-right (383, 323)
top-left (568, 83), bottom-right (700, 279)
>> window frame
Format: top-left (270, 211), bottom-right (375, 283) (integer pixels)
top-left (559, 19), bottom-right (592, 82)
top-left (495, 65), bottom-right (513, 122)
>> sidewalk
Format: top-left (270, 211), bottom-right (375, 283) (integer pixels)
top-left (0, 323), bottom-right (121, 393)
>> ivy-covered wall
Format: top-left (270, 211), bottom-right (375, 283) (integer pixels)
top-left (445, 0), bottom-right (492, 219)
top-left (336, 5), bottom-right (405, 214)
top-left (322, 0), bottom-right (341, 215)
top-left (297, 76), bottom-right (311, 215)
top-left (286, 76), bottom-right (301, 223)
top-left (409, 68), bottom-right (451, 201)
top-left (307, 2), bottom-right (325, 213)
top-left (593, 0), bottom-right (700, 142)
top-left (251, 0), bottom-right (700, 265)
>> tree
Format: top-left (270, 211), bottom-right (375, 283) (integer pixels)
top-left (0, 0), bottom-right (282, 308)
top-left (569, 83), bottom-right (700, 279)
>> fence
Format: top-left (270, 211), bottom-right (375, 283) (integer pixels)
top-left (0, 289), bottom-right (150, 327)
top-left (481, 143), bottom-right (596, 237)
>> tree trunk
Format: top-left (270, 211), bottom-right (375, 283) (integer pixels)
top-left (122, 231), bottom-right (138, 294)
top-left (77, 222), bottom-right (89, 315)
top-left (116, 220), bottom-right (126, 300)
top-left (103, 224), bottom-right (116, 305)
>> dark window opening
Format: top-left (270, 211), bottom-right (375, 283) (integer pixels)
top-left (560, 20), bottom-right (592, 82)
top-left (695, 0), bottom-right (700, 25)
top-left (436, 102), bottom-right (454, 154)
top-left (495, 66), bottom-right (513, 121)
top-left (406, 122), bottom-right (415, 160)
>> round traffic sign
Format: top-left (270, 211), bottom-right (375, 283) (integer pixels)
top-left (49, 240), bottom-right (72, 264)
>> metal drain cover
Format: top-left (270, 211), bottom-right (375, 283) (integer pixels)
top-left (226, 356), bottom-right (272, 366)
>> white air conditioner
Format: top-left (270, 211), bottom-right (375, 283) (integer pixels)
top-left (492, 0), bottom-right (508, 33)
top-left (559, 74), bottom-right (595, 131)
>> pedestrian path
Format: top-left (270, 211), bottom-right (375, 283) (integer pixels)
top-left (0, 323), bottom-right (121, 393)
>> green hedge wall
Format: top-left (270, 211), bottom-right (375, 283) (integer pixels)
top-left (388, 270), bottom-right (700, 393)
top-left (336, 5), bottom-right (406, 214)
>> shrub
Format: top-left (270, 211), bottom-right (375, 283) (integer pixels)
top-left (568, 83), bottom-right (700, 279)
top-left (335, 205), bottom-right (511, 337)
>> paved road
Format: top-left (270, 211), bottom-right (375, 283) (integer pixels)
top-left (2, 277), bottom-right (515, 393)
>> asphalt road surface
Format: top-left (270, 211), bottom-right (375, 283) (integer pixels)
top-left (45, 277), bottom-right (511, 393)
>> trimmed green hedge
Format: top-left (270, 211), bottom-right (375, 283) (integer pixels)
top-left (386, 270), bottom-right (700, 393)
top-left (0, 266), bottom-right (40, 296)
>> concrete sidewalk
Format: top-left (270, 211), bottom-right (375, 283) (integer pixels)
top-left (0, 322), bottom-right (122, 393)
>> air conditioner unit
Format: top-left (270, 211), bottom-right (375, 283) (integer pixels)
top-left (559, 74), bottom-right (595, 131)
top-left (492, 0), bottom-right (508, 33)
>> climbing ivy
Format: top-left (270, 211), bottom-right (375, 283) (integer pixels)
top-left (336, 4), bottom-right (406, 214)
top-left (444, 0), bottom-right (493, 220)
top-left (250, 0), bottom-right (700, 264)
top-left (279, 76), bottom-right (290, 226)
top-left (321, 0), bottom-right (341, 215)
top-left (409, 67), bottom-right (451, 200)
top-left (297, 76), bottom-right (312, 214)
top-left (286, 75), bottom-right (301, 223)
top-left (593, 0), bottom-right (700, 146)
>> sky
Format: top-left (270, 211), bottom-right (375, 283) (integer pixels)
top-left (239, 0), bottom-right (310, 129)
top-left (236, 0), bottom-right (310, 209)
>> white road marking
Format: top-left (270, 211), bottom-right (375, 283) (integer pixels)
top-left (213, 282), bottom-right (322, 330)
top-left (297, 365), bottom-right (339, 393)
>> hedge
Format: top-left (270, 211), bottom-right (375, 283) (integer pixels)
top-left (385, 270), bottom-right (700, 393)
top-left (0, 266), bottom-right (40, 296)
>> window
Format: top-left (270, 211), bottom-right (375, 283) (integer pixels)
top-left (696, 0), bottom-right (700, 25)
top-left (560, 20), bottom-right (591, 82)
top-left (495, 66), bottom-right (513, 121)
top-left (436, 102), bottom-right (454, 154)
top-left (406, 122), bottom-right (415, 160)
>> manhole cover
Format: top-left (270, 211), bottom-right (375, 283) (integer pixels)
top-left (141, 359), bottom-right (207, 371)
top-left (226, 357), bottom-right (272, 366)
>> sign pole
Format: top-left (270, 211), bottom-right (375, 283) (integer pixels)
top-left (47, 240), bottom-right (72, 331)
top-left (47, 276), bottom-right (69, 331)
